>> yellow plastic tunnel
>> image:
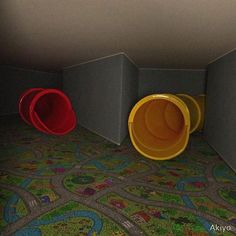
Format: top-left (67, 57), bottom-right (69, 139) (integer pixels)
top-left (128, 94), bottom-right (190, 160)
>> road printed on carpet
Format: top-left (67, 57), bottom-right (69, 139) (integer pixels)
top-left (0, 116), bottom-right (236, 235)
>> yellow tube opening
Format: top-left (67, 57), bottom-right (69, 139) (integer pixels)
top-left (128, 94), bottom-right (190, 160)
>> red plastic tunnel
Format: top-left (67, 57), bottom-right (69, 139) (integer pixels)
top-left (19, 88), bottom-right (76, 135)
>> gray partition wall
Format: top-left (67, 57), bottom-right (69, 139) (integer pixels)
top-left (205, 50), bottom-right (236, 171)
top-left (120, 56), bottom-right (139, 142)
top-left (63, 53), bottom-right (138, 144)
top-left (138, 69), bottom-right (206, 98)
top-left (0, 66), bottom-right (62, 115)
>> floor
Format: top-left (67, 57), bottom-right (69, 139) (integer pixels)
top-left (0, 115), bottom-right (236, 236)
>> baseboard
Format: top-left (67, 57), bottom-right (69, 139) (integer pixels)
top-left (0, 112), bottom-right (19, 117)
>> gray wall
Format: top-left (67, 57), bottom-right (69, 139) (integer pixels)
top-left (120, 56), bottom-right (139, 142)
top-left (205, 50), bottom-right (236, 171)
top-left (0, 66), bottom-right (62, 115)
top-left (63, 54), bottom-right (139, 144)
top-left (138, 69), bottom-right (206, 98)
top-left (63, 55), bottom-right (124, 144)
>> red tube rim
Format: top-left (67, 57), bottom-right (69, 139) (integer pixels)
top-left (18, 88), bottom-right (44, 125)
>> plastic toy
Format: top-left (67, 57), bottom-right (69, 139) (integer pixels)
top-left (128, 94), bottom-right (205, 160)
top-left (19, 88), bottom-right (76, 135)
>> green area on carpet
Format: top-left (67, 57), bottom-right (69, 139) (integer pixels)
top-left (0, 115), bottom-right (236, 236)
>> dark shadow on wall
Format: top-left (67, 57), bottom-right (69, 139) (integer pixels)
top-left (0, 66), bottom-right (62, 116)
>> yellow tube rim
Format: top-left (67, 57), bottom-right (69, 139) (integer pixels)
top-left (177, 94), bottom-right (201, 133)
top-left (194, 94), bottom-right (206, 131)
top-left (128, 94), bottom-right (190, 161)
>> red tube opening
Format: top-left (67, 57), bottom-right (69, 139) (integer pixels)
top-left (19, 88), bottom-right (76, 135)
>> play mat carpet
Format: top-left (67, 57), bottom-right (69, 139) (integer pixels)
top-left (0, 115), bottom-right (236, 236)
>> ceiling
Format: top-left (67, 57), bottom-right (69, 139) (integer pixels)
top-left (0, 0), bottom-right (236, 72)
